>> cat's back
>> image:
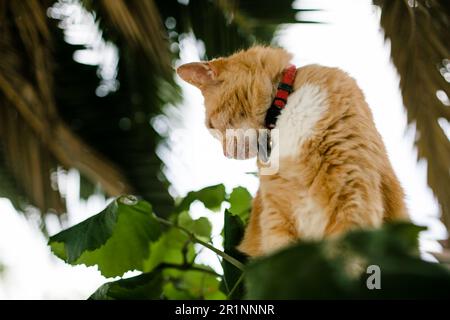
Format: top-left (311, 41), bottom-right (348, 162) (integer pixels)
top-left (278, 63), bottom-right (408, 223)
top-left (294, 64), bottom-right (369, 111)
top-left (275, 64), bottom-right (375, 162)
top-left (294, 64), bottom-right (359, 89)
top-left (296, 65), bottom-right (391, 166)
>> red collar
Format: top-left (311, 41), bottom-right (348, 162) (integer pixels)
top-left (264, 64), bottom-right (297, 129)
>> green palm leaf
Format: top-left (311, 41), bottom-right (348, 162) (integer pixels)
top-left (0, 0), bottom-right (308, 219)
top-left (374, 0), bottom-right (450, 238)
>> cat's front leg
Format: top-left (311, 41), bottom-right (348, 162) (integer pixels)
top-left (237, 191), bottom-right (263, 257)
top-left (259, 208), bottom-right (297, 255)
top-left (320, 167), bottom-right (385, 237)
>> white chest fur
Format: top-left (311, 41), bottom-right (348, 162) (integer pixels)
top-left (272, 84), bottom-right (328, 158)
top-left (269, 84), bottom-right (329, 240)
top-left (294, 196), bottom-right (329, 240)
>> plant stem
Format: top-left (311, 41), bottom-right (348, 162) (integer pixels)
top-left (227, 273), bottom-right (245, 299)
top-left (154, 215), bottom-right (245, 271)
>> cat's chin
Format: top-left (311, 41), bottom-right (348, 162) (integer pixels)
top-left (223, 142), bottom-right (271, 161)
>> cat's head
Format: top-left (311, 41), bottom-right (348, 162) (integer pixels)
top-left (177, 45), bottom-right (292, 159)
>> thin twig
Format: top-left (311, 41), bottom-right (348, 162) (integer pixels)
top-left (154, 215), bottom-right (245, 271)
top-left (227, 273), bottom-right (245, 299)
top-left (214, 251), bottom-right (230, 293)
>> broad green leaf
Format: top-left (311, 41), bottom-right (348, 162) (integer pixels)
top-left (163, 282), bottom-right (194, 300)
top-left (178, 211), bottom-right (212, 239)
top-left (89, 271), bottom-right (163, 300)
top-left (49, 196), bottom-right (161, 278)
top-left (143, 211), bottom-right (211, 273)
top-left (176, 184), bottom-right (226, 213)
top-left (50, 199), bottom-right (119, 262)
top-left (343, 222), bottom-right (426, 257)
top-left (245, 241), bottom-right (355, 299)
top-left (228, 187), bottom-right (252, 223)
top-left (356, 255), bottom-right (450, 299)
top-left (163, 269), bottom-right (225, 300)
top-left (245, 222), bottom-right (450, 299)
top-left (341, 223), bottom-right (450, 298)
top-left (143, 228), bottom-right (195, 272)
top-left (220, 210), bottom-right (247, 299)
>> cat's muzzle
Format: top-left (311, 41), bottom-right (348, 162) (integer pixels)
top-left (221, 128), bottom-right (272, 161)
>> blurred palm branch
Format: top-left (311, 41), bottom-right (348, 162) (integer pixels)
top-left (373, 0), bottom-right (450, 242)
top-left (0, 0), bottom-right (311, 220)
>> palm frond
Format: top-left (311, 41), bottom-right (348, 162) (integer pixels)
top-left (49, 0), bottom-right (310, 217)
top-left (50, 0), bottom-right (180, 217)
top-left (86, 0), bottom-right (173, 78)
top-left (0, 0), bottom-right (133, 215)
top-left (155, 0), bottom-right (309, 58)
top-left (374, 0), bottom-right (450, 238)
top-left (0, 144), bottom-right (28, 212)
top-left (0, 0), bottom-right (312, 219)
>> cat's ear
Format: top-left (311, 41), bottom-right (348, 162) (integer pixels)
top-left (176, 62), bottom-right (218, 89)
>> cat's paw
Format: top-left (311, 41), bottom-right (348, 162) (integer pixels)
top-left (236, 240), bottom-right (262, 258)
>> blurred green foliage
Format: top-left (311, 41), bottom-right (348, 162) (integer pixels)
top-left (0, 0), bottom-right (310, 220)
top-left (0, 261), bottom-right (5, 277)
top-left (50, 184), bottom-right (248, 299)
top-left (49, 185), bottom-right (450, 300)
top-left (246, 223), bottom-right (450, 299)
top-left (50, 196), bottom-right (162, 278)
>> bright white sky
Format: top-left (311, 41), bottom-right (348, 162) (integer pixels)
top-left (0, 0), bottom-right (447, 299)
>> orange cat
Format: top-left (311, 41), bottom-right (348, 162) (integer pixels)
top-left (177, 46), bottom-right (409, 257)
